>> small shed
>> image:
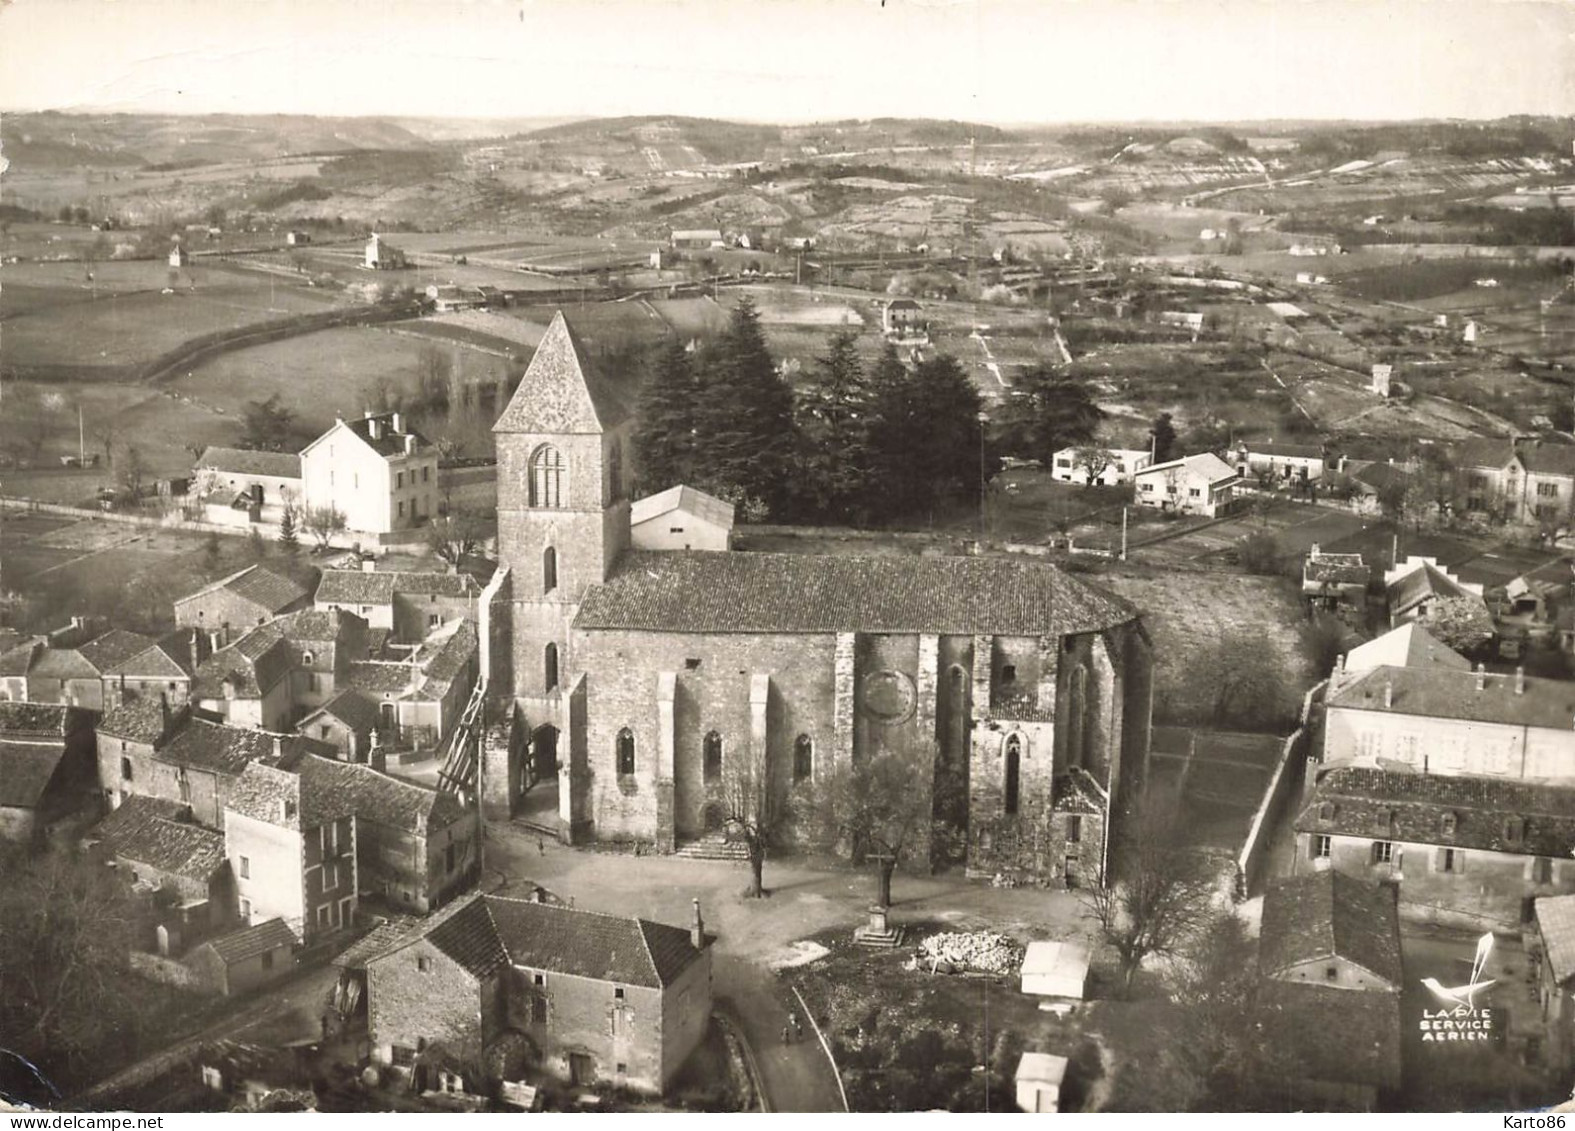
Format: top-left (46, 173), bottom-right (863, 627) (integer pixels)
top-left (188, 918), bottom-right (298, 996)
top-left (1015, 1051), bottom-right (1069, 1113)
top-left (1020, 939), bottom-right (1091, 1000)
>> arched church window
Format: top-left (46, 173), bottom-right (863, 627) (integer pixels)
top-left (703, 731), bottom-right (723, 783)
top-left (617, 728), bottom-right (635, 776)
top-left (543, 546), bottom-right (557, 594)
top-left (529, 445), bottom-right (566, 508)
top-left (1004, 735), bottom-right (1022, 816)
top-left (608, 439), bottom-right (624, 502)
top-left (793, 734), bottom-right (813, 783)
top-left (544, 642), bottom-right (559, 692)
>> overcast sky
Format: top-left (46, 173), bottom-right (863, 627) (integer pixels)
top-left (1, 0), bottom-right (1572, 124)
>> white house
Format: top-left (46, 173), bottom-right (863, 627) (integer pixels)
top-left (670, 229), bottom-right (724, 250)
top-left (300, 412), bottom-right (440, 536)
top-left (365, 234), bottom-right (409, 271)
top-left (1132, 453), bottom-right (1239, 517)
top-left (1237, 441), bottom-right (1326, 484)
top-left (1049, 446), bottom-right (1152, 487)
top-left (629, 485), bottom-right (735, 552)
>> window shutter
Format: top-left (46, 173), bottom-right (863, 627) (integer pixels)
top-left (1433, 847), bottom-right (1445, 873)
top-left (1455, 851), bottom-right (1465, 875)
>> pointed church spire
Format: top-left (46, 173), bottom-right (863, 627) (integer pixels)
top-left (494, 311), bottom-right (629, 435)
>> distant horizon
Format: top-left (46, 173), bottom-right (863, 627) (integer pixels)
top-left (2, 0), bottom-right (1571, 125)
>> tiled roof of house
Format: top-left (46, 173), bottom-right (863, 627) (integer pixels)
top-left (1298, 766), bottom-right (1575, 857)
top-left (339, 413), bottom-right (431, 459)
top-left (204, 918), bottom-right (299, 965)
top-left (302, 688), bottom-right (381, 735)
top-left (493, 311), bottom-right (633, 434)
top-left (0, 739), bottom-right (67, 808)
top-left (1326, 664), bottom-right (1575, 730)
top-left (96, 696), bottom-right (177, 744)
top-left (1343, 624), bottom-right (1469, 674)
top-left (1260, 871), bottom-right (1402, 986)
top-left (1248, 442), bottom-right (1324, 461)
top-left (1453, 436), bottom-right (1514, 470)
top-left (1521, 442), bottom-right (1575, 477)
top-left (418, 622), bottom-right (476, 693)
top-left (0, 640), bottom-right (40, 677)
top-left (314, 569), bottom-right (478, 607)
top-left (195, 446), bottom-right (303, 480)
top-left (27, 647), bottom-right (100, 681)
top-left (396, 893), bottom-right (704, 988)
top-left (192, 629), bottom-right (294, 699)
top-left (332, 917), bottom-right (426, 971)
top-left (105, 641), bottom-right (191, 681)
top-left (575, 551), bottom-right (1140, 636)
top-left (89, 795), bottom-right (226, 882)
top-left (1351, 461), bottom-right (1410, 493)
top-left (291, 755), bottom-right (467, 833)
top-left (347, 661), bottom-right (419, 696)
top-left (77, 630), bottom-right (157, 674)
top-left (1537, 895), bottom-right (1575, 985)
top-left (1387, 562), bottom-right (1476, 614)
top-left (630, 485), bottom-right (736, 530)
top-left (0, 701), bottom-right (78, 737)
top-left (176, 565), bottom-right (309, 616)
top-left (1136, 452), bottom-right (1238, 483)
top-left (156, 718), bottom-right (326, 776)
top-left (1256, 981), bottom-right (1401, 1093)
top-left (275, 607), bottom-right (367, 644)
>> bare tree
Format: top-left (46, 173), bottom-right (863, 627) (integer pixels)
top-left (303, 504), bottom-right (347, 551)
top-left (811, 735), bottom-right (955, 908)
top-left (1081, 796), bottom-right (1217, 997)
top-left (426, 505), bottom-right (489, 570)
top-left (115, 444), bottom-right (146, 502)
top-left (718, 741), bottom-right (792, 898)
top-left (1072, 445), bottom-right (1114, 486)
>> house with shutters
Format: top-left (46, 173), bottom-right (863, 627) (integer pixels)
top-left (101, 629), bottom-right (208, 710)
top-left (1455, 436), bottom-right (1575, 527)
top-left (300, 411), bottom-right (440, 536)
top-left (1131, 452), bottom-right (1239, 517)
top-left (1255, 871), bottom-right (1403, 1109)
top-left (175, 566), bottom-right (310, 636)
top-left (0, 626), bottom-right (156, 712)
top-left (191, 608), bottom-right (370, 732)
top-left (314, 567), bottom-right (479, 642)
top-left (1294, 766), bottom-right (1575, 926)
top-left (365, 893), bottom-right (712, 1096)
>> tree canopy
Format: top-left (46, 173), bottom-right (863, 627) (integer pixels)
top-left (991, 364), bottom-right (1105, 467)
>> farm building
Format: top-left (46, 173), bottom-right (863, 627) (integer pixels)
top-left (1050, 446), bottom-right (1152, 487)
top-left (629, 485), bottom-right (734, 552)
top-left (365, 233), bottom-right (410, 270)
top-left (286, 230), bottom-right (311, 246)
top-left (169, 244), bottom-right (190, 268)
top-left (175, 565), bottom-right (311, 637)
top-left (882, 298), bottom-right (923, 336)
top-left (1237, 441), bottom-right (1327, 484)
top-left (669, 229), bottom-right (724, 250)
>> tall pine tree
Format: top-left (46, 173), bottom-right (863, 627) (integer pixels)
top-left (992, 363), bottom-right (1106, 467)
top-left (795, 331), bottom-right (874, 523)
top-left (631, 338), bottom-right (701, 494)
top-left (868, 350), bottom-right (984, 521)
top-left (695, 297), bottom-right (798, 518)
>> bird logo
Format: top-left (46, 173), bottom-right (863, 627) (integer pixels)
top-left (1421, 933), bottom-right (1496, 1011)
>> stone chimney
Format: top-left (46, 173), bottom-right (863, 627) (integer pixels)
top-left (1383, 683), bottom-right (1393, 709)
top-left (272, 734), bottom-right (283, 759)
top-left (1310, 543), bottom-right (1321, 558)
top-left (403, 434), bottom-right (416, 455)
top-left (391, 412), bottom-right (403, 435)
top-left (1516, 667), bottom-right (1526, 695)
top-left (1474, 662), bottom-right (1486, 692)
top-left (367, 416), bottom-right (381, 441)
top-left (361, 556), bottom-right (377, 574)
top-left (159, 691), bottom-right (172, 737)
top-left (691, 898), bottom-right (704, 950)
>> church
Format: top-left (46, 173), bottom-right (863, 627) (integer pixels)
top-left (481, 312), bottom-right (1155, 887)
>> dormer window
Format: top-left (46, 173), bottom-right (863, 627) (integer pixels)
top-left (1441, 811), bottom-right (1457, 837)
top-left (302, 651), bottom-right (314, 666)
top-left (283, 798), bottom-right (297, 821)
top-left (1001, 664), bottom-right (1017, 686)
top-left (1318, 802), bottom-right (1336, 822)
top-left (1506, 817), bottom-right (1525, 844)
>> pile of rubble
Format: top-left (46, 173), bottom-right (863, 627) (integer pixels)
top-left (909, 931), bottom-right (1024, 976)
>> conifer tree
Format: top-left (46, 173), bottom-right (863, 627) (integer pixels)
top-left (993, 363), bottom-right (1106, 467)
top-left (695, 297), bottom-right (798, 517)
top-left (868, 350), bottom-right (983, 520)
top-left (795, 331), bottom-right (874, 522)
top-left (631, 338), bottom-right (701, 494)
top-left (278, 505), bottom-right (300, 555)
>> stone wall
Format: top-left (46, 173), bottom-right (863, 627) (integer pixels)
top-left (368, 940), bottom-right (485, 1064)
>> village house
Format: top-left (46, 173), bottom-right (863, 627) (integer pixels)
top-left (185, 921), bottom-right (299, 999)
top-left (102, 628), bottom-right (208, 710)
top-left (365, 893), bottom-right (713, 1096)
top-left (1383, 555), bottom-right (1486, 629)
top-left (1321, 660), bottom-right (1575, 782)
top-left (191, 608), bottom-right (371, 731)
top-left (668, 229), bottom-right (724, 250)
top-left (0, 626), bottom-right (156, 712)
top-left (196, 1040), bottom-right (315, 1109)
top-left (424, 284), bottom-right (495, 313)
top-left (486, 313), bottom-right (1155, 889)
top-left (1131, 452), bottom-right (1239, 517)
top-left (1295, 766), bottom-right (1575, 926)
top-left (1255, 871), bottom-right (1403, 1109)
top-left (189, 447), bottom-right (304, 525)
top-left (1340, 623), bottom-right (1471, 676)
top-left (628, 485), bottom-right (735, 552)
top-left (286, 230), bottom-right (310, 246)
top-left (1340, 460), bottom-right (1410, 516)
top-left (1237, 440), bottom-right (1327, 485)
top-left (296, 689), bottom-right (381, 763)
top-left (881, 297), bottom-right (923, 337)
top-left (175, 565), bottom-right (311, 637)
top-left (314, 567), bottom-right (479, 641)
top-left (1455, 437), bottom-right (1575, 527)
top-left (0, 701), bottom-right (96, 844)
top-left (1533, 894), bottom-right (1575, 1074)
top-left (346, 620), bottom-right (478, 754)
top-left (300, 411), bottom-right (441, 536)
top-left (99, 707), bottom-right (333, 829)
top-left (1049, 446), bottom-right (1153, 488)
top-left (169, 244), bottom-right (190, 268)
top-left (85, 794), bottom-right (235, 940)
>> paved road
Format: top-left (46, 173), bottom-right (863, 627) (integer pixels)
top-left (716, 955), bottom-right (844, 1112)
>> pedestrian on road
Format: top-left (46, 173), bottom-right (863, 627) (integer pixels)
top-left (537, 836), bottom-right (545, 856)
top-left (792, 1014), bottom-right (804, 1043)
top-left (781, 1024), bottom-right (791, 1046)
